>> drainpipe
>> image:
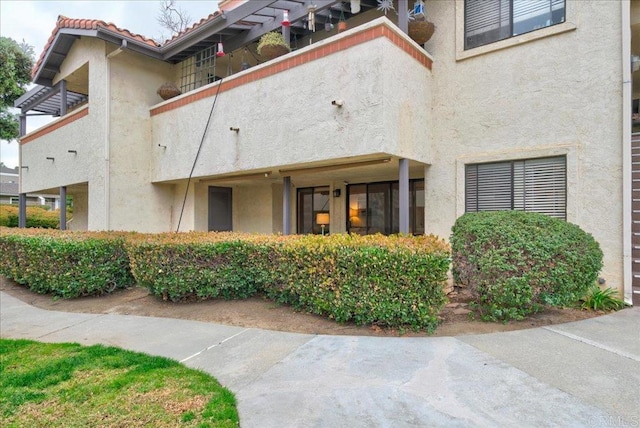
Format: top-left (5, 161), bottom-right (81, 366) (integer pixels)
top-left (104, 40), bottom-right (127, 230)
top-left (622, 0), bottom-right (632, 304)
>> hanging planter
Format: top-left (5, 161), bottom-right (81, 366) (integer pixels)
top-left (257, 32), bottom-right (291, 60)
top-left (157, 82), bottom-right (181, 100)
top-left (408, 20), bottom-right (435, 45)
top-left (338, 6), bottom-right (348, 33)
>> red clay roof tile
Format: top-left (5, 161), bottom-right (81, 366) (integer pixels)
top-left (163, 11), bottom-right (222, 45)
top-left (33, 14), bottom-right (161, 80)
top-left (34, 9), bottom-right (224, 81)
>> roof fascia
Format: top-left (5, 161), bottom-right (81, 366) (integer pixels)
top-left (96, 28), bottom-right (162, 59)
top-left (33, 28), bottom-right (163, 87)
top-left (160, 0), bottom-right (280, 60)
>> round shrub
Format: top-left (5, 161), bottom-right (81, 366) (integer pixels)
top-left (450, 211), bottom-right (603, 321)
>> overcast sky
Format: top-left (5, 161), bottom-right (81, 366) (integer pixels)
top-left (0, 0), bottom-right (220, 168)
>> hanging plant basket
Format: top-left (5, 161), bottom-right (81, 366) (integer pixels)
top-left (408, 20), bottom-right (435, 45)
top-left (157, 82), bottom-right (181, 100)
top-left (338, 21), bottom-right (348, 33)
top-left (259, 44), bottom-right (290, 60)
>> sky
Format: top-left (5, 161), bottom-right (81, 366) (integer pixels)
top-left (0, 0), bottom-right (220, 168)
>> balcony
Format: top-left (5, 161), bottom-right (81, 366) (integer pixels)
top-left (150, 17), bottom-right (433, 183)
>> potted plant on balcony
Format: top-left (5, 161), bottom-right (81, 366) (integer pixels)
top-left (407, 0), bottom-right (434, 45)
top-left (257, 32), bottom-right (291, 60)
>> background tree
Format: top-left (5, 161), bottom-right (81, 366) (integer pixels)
top-left (157, 0), bottom-right (193, 41)
top-left (0, 37), bottom-right (34, 141)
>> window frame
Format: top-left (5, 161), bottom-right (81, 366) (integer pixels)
top-left (464, 0), bottom-right (567, 51)
top-left (465, 155), bottom-right (567, 219)
top-left (296, 186), bottom-right (331, 235)
top-left (346, 179), bottom-right (425, 235)
top-left (455, 0), bottom-right (576, 61)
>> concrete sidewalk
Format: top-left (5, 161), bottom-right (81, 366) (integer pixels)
top-left (1, 290), bottom-right (638, 427)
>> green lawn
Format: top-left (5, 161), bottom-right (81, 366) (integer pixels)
top-left (0, 339), bottom-right (238, 427)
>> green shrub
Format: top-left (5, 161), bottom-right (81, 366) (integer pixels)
top-left (0, 205), bottom-right (60, 228)
top-left (127, 235), bottom-right (266, 301)
top-left (0, 228), bottom-right (134, 298)
top-left (451, 211), bottom-right (603, 321)
top-left (126, 232), bottom-right (450, 332)
top-left (264, 234), bottom-right (450, 332)
top-left (1, 228), bottom-right (450, 331)
top-left (581, 285), bottom-right (626, 311)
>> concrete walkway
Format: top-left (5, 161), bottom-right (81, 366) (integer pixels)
top-left (1, 290), bottom-right (639, 427)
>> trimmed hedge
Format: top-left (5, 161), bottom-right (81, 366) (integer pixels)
top-left (1, 228), bottom-right (451, 331)
top-left (127, 233), bottom-right (269, 301)
top-left (0, 205), bottom-right (60, 229)
top-left (127, 232), bottom-right (451, 332)
top-left (451, 211), bottom-right (603, 321)
top-left (262, 234), bottom-right (450, 331)
top-left (0, 228), bottom-right (135, 298)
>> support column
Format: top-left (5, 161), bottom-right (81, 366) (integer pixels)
top-left (60, 186), bottom-right (67, 230)
top-left (398, 0), bottom-right (409, 34)
top-left (59, 79), bottom-right (67, 116)
top-left (18, 194), bottom-right (27, 228)
top-left (399, 158), bottom-right (410, 234)
top-left (18, 112), bottom-right (27, 228)
top-left (282, 25), bottom-right (290, 46)
top-left (19, 113), bottom-right (26, 137)
top-left (283, 176), bottom-right (291, 235)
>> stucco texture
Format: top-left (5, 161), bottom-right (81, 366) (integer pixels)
top-left (425, 0), bottom-right (624, 289)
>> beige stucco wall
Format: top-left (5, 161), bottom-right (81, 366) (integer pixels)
top-left (425, 0), bottom-right (625, 289)
top-left (68, 185), bottom-right (88, 231)
top-left (107, 49), bottom-right (176, 232)
top-left (151, 19), bottom-right (433, 183)
top-left (21, 37), bottom-right (108, 230)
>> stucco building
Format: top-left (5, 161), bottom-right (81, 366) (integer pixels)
top-left (14, 0), bottom-right (639, 304)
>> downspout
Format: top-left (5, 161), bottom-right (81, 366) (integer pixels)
top-left (621, 0), bottom-right (632, 304)
top-left (104, 40), bottom-right (127, 230)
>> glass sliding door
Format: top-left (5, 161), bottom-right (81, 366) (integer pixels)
top-left (297, 186), bottom-right (330, 234)
top-left (347, 180), bottom-right (424, 235)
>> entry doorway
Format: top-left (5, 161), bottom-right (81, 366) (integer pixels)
top-left (208, 186), bottom-right (232, 231)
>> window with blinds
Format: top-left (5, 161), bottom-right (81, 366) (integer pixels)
top-left (466, 156), bottom-right (566, 219)
top-left (465, 0), bottom-right (565, 50)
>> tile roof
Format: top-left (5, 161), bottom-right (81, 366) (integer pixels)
top-left (33, 15), bottom-right (160, 79)
top-left (163, 11), bottom-right (222, 45)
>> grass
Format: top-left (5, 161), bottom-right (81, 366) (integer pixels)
top-left (0, 339), bottom-right (238, 427)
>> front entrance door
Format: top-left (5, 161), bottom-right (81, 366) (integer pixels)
top-left (208, 186), bottom-right (232, 231)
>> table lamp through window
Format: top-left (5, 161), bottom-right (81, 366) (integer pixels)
top-left (316, 212), bottom-right (330, 235)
